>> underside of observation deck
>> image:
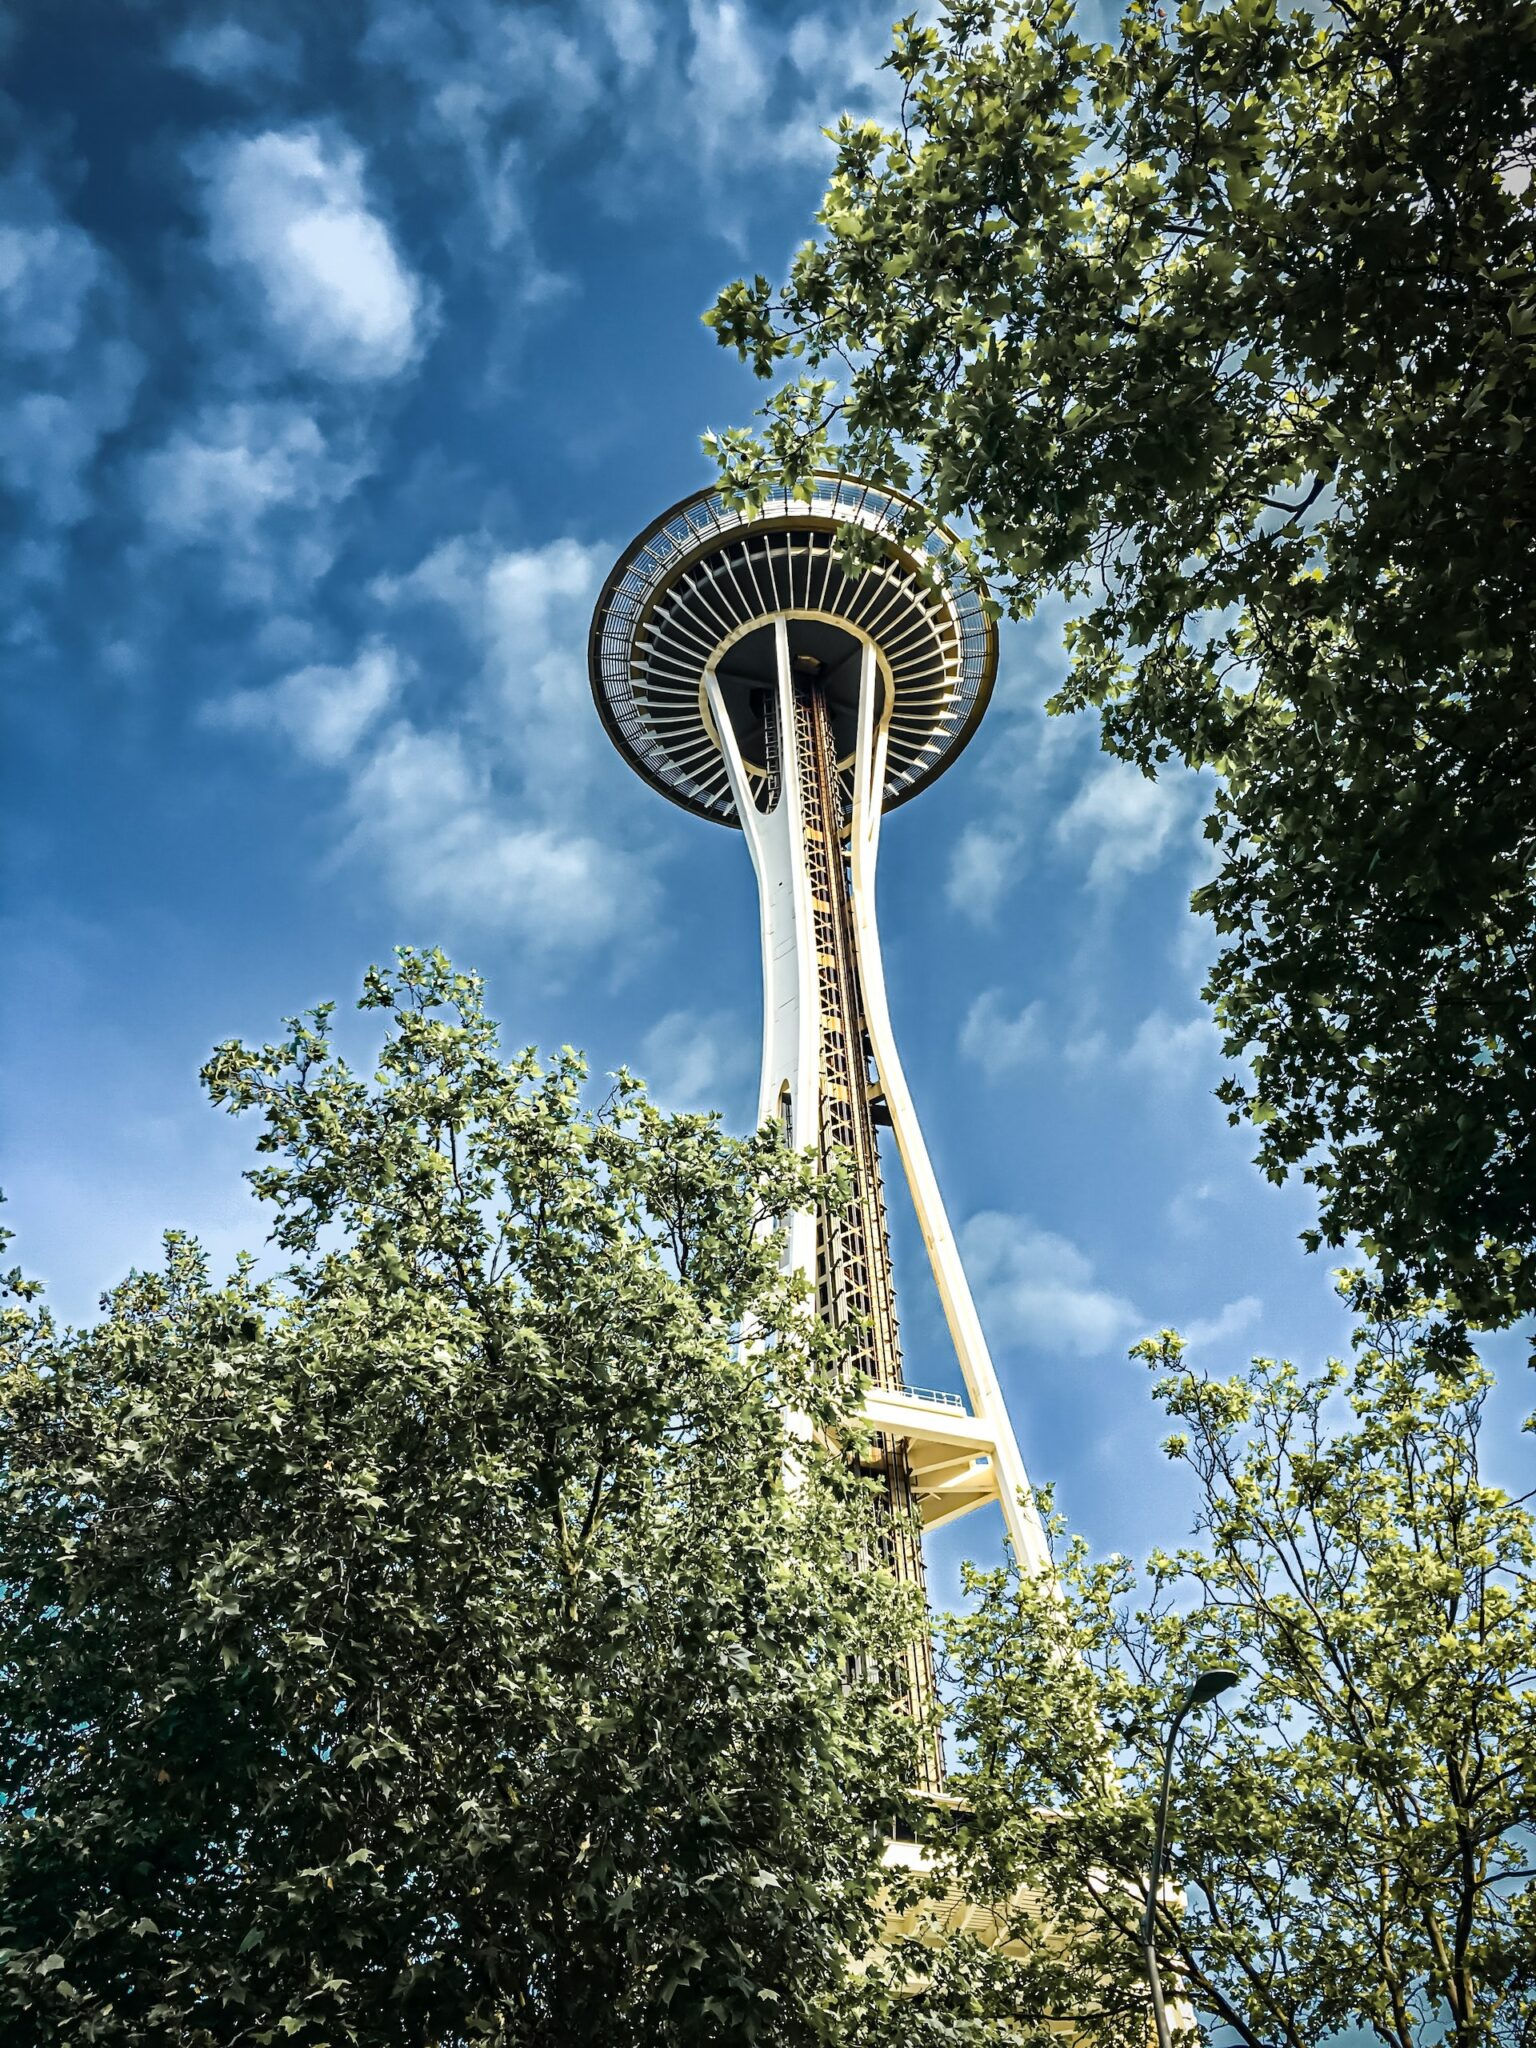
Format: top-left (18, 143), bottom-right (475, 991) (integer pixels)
top-left (588, 476), bottom-right (996, 826)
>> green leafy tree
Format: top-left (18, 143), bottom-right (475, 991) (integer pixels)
top-left (0, 950), bottom-right (925, 2047)
top-left (708, 0), bottom-right (1536, 1333)
top-left (932, 1299), bottom-right (1536, 2046)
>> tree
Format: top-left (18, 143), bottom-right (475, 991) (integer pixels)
top-left (707, 0), bottom-right (1536, 1335)
top-left (930, 1299), bottom-right (1536, 2046)
top-left (0, 950), bottom-right (925, 2046)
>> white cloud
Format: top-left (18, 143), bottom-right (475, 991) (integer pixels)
top-left (945, 821), bottom-right (1024, 923)
top-left (961, 1211), bottom-right (1140, 1359)
top-left (1121, 1009), bottom-right (1219, 1089)
top-left (496, 13), bottom-right (604, 126)
top-left (0, 213), bottom-right (102, 358)
top-left (958, 998), bottom-right (1216, 1090)
top-left (672, 0), bottom-right (897, 242)
top-left (362, 0), bottom-right (896, 254)
top-left (203, 640), bottom-right (404, 766)
top-left (638, 1008), bottom-right (753, 1114)
top-left (682, 0), bottom-right (783, 183)
top-left (1166, 1180), bottom-right (1217, 1239)
top-left (342, 721), bottom-right (651, 952)
top-left (959, 989), bottom-right (1045, 1076)
top-left (0, 166), bottom-right (143, 529)
top-left (1497, 136), bottom-right (1532, 197)
top-left (359, 2), bottom-right (574, 279)
top-left (169, 19), bottom-right (298, 85)
top-left (482, 538), bottom-right (609, 770)
top-left (372, 531), bottom-right (485, 613)
top-left (1181, 1295), bottom-right (1263, 1351)
top-left (1052, 1008), bottom-right (1217, 1089)
top-left (683, 0), bottom-right (894, 179)
top-left (137, 401), bottom-right (369, 599)
top-left (1062, 1027), bottom-right (1110, 1071)
top-left (419, 93), bottom-right (563, 296)
top-left (1, 380), bottom-right (136, 530)
top-left (201, 527), bottom-right (653, 961)
top-left (1174, 900), bottom-right (1218, 983)
top-left (142, 403), bottom-right (346, 534)
top-left (604, 0), bottom-right (658, 72)
top-left (376, 531), bottom-right (610, 795)
top-left (1055, 759), bottom-right (1194, 889)
top-left (942, 609), bottom-right (1096, 920)
top-left (201, 128), bottom-right (425, 379)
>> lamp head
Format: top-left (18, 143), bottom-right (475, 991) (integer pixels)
top-left (1187, 1667), bottom-right (1241, 1708)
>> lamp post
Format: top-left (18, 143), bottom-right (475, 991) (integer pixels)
top-left (1141, 1667), bottom-right (1240, 2048)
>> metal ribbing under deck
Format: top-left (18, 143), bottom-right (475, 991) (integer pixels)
top-left (633, 530), bottom-right (961, 819)
top-left (792, 677), bottom-right (945, 1797)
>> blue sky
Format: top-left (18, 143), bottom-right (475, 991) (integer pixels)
top-left (5, 0), bottom-right (1528, 1598)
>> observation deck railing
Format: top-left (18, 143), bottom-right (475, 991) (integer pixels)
top-left (870, 1380), bottom-right (968, 1414)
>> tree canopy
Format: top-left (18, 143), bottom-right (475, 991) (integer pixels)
top-left (708, 0), bottom-right (1536, 1336)
top-left (934, 1300), bottom-right (1536, 2046)
top-left (0, 951), bottom-right (924, 2047)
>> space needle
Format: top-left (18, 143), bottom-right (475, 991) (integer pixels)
top-left (589, 474), bottom-right (1049, 1791)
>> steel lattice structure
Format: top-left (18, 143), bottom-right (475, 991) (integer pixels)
top-left (590, 476), bottom-right (1049, 1795)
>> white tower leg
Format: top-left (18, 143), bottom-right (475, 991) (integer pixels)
top-left (845, 642), bottom-right (1051, 1575)
top-left (704, 624), bottom-right (820, 1288)
top-left (706, 629), bottom-right (1050, 1576)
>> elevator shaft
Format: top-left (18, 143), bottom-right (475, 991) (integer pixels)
top-left (789, 677), bottom-right (945, 1796)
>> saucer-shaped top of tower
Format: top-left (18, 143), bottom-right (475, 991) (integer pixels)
top-left (588, 473), bottom-right (998, 826)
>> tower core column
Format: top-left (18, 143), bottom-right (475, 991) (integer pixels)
top-left (792, 664), bottom-right (945, 1791)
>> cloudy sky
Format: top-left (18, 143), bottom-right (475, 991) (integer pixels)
top-left (8, 0), bottom-right (1520, 1594)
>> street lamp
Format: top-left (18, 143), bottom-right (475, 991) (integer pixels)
top-left (1141, 1667), bottom-right (1241, 2048)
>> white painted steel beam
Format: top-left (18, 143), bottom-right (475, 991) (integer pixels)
top-left (705, 620), bottom-right (1050, 1576)
top-left (844, 637), bottom-right (1052, 1574)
